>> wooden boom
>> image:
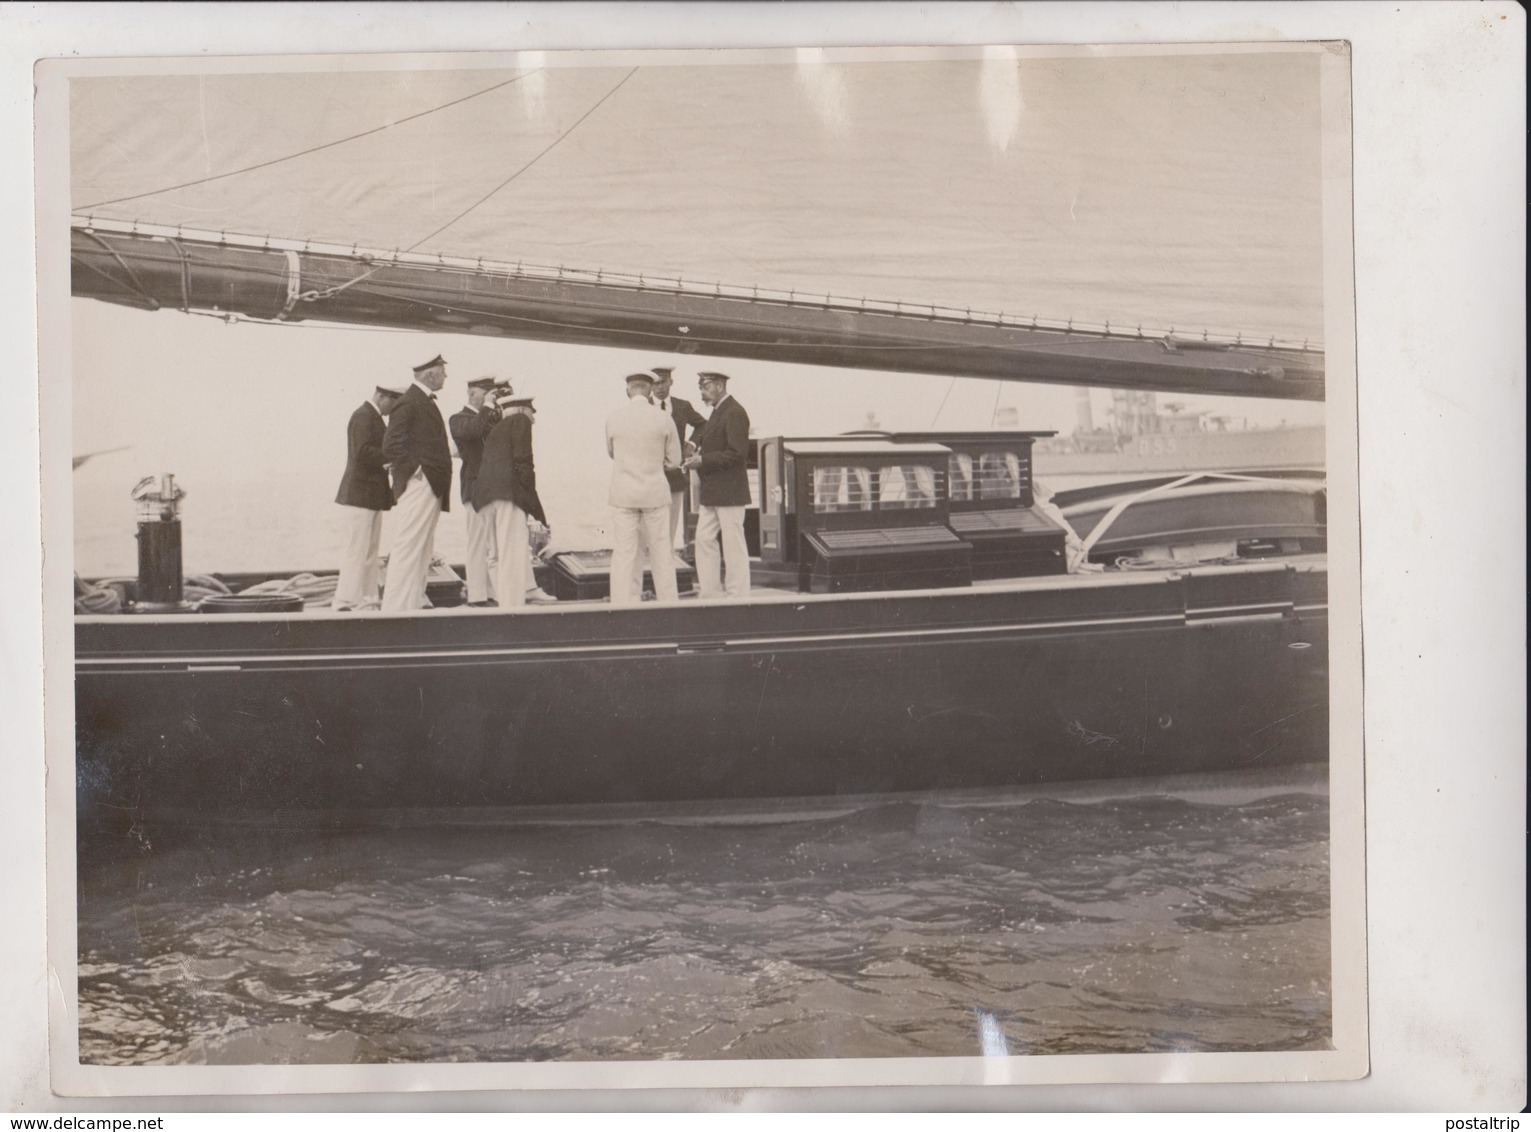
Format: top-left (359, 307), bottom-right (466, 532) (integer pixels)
top-left (71, 225), bottom-right (1324, 401)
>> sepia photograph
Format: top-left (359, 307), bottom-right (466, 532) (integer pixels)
top-left (38, 38), bottom-right (1370, 1095)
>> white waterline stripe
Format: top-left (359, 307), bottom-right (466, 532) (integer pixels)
top-left (78, 610), bottom-right (1219, 670)
top-left (85, 638), bottom-right (676, 668)
top-left (733, 612), bottom-right (1189, 649)
top-left (1186, 603), bottom-right (1293, 616)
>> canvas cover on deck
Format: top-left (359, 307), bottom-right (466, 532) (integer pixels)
top-left (69, 49), bottom-right (1325, 346)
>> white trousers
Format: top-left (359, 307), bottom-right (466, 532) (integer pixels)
top-left (333, 504), bottom-right (382, 609)
top-left (483, 499), bottom-right (531, 607)
top-left (381, 472), bottom-right (443, 613)
top-left (464, 500), bottom-right (498, 603)
top-left (611, 505), bottom-right (677, 606)
top-left (632, 489), bottom-right (686, 595)
top-left (695, 504), bottom-right (750, 599)
top-left (668, 488), bottom-right (685, 550)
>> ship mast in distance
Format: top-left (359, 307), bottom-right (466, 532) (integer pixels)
top-left (1074, 388), bottom-right (1094, 434)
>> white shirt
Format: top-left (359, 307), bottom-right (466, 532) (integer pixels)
top-left (411, 377), bottom-right (438, 400)
top-left (606, 396), bottom-right (681, 510)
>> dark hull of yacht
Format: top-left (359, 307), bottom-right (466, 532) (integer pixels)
top-left (74, 560), bottom-right (1328, 818)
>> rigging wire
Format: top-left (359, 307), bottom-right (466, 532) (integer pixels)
top-left (403, 66), bottom-right (639, 252)
top-left (989, 379), bottom-right (1005, 426)
top-left (79, 69), bottom-right (545, 211)
top-left (179, 309), bottom-right (423, 335)
top-left (295, 66), bottom-right (641, 306)
top-left (928, 377), bottom-right (957, 427)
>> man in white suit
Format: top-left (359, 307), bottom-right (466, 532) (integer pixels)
top-left (605, 372), bottom-right (682, 606)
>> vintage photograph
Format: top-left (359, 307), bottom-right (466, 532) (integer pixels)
top-left (43, 42), bottom-right (1364, 1090)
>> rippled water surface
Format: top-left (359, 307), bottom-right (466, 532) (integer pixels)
top-left (77, 776), bottom-right (1330, 1065)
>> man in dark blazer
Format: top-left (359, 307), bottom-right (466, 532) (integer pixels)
top-left (332, 384), bottom-right (403, 610)
top-left (450, 376), bottom-right (505, 605)
top-left (381, 354), bottom-right (452, 612)
top-left (651, 366), bottom-right (708, 555)
top-left (472, 395), bottom-right (552, 606)
top-left (680, 371), bottom-right (751, 599)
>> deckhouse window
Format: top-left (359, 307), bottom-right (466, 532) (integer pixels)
top-left (949, 453), bottom-right (975, 502)
top-left (812, 466), bottom-right (873, 512)
top-left (878, 465), bottom-right (938, 510)
top-left (976, 452), bottom-right (1022, 500)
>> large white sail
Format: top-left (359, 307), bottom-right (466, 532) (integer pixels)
top-left (70, 50), bottom-right (1325, 345)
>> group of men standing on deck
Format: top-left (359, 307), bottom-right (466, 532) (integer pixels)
top-left (331, 354), bottom-right (751, 611)
top-left (605, 367), bottom-right (751, 605)
top-left (331, 355), bottom-right (548, 612)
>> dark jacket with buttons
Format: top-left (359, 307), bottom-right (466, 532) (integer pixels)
top-left (471, 412), bottom-right (547, 526)
top-left (383, 384), bottom-right (452, 510)
top-left (450, 403), bottom-right (501, 506)
top-left (693, 396), bottom-right (751, 508)
top-left (334, 402), bottom-right (393, 511)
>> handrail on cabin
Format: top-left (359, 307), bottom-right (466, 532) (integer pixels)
top-left (1075, 472), bottom-right (1320, 560)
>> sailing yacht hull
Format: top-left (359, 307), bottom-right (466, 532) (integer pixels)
top-left (75, 561), bottom-right (1328, 816)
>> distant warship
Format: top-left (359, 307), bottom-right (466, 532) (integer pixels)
top-left (1026, 390), bottom-right (1325, 478)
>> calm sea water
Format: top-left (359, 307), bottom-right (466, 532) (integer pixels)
top-left (77, 772), bottom-right (1330, 1065)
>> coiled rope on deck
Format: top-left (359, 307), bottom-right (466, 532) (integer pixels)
top-left (235, 573), bottom-right (340, 610)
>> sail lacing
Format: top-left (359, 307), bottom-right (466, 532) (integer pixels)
top-left (78, 229), bottom-right (160, 310)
